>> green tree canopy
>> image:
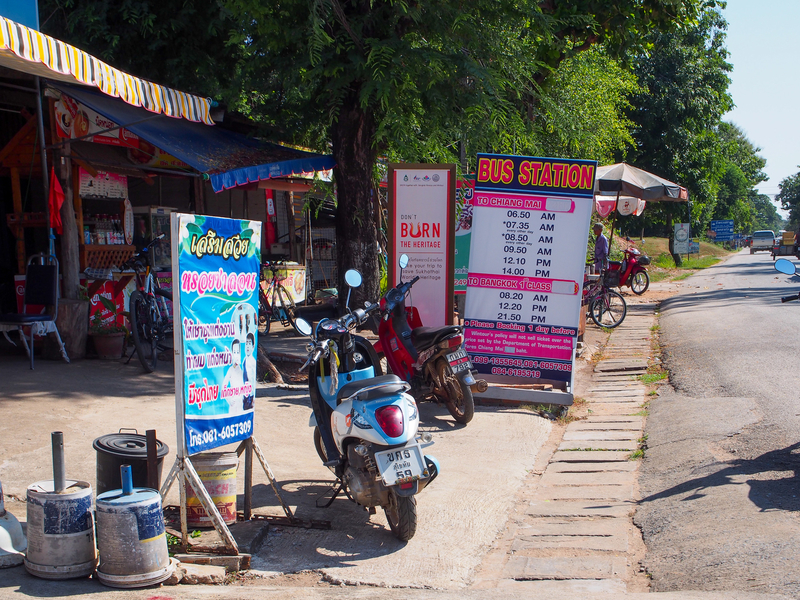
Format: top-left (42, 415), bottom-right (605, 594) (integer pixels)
top-left (777, 171), bottom-right (800, 230)
top-left (626, 7), bottom-right (732, 238)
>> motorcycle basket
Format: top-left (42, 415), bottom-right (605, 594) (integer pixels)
top-left (638, 255), bottom-right (651, 266)
top-left (602, 269), bottom-right (621, 287)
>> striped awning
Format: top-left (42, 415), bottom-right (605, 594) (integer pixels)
top-left (0, 15), bottom-right (214, 125)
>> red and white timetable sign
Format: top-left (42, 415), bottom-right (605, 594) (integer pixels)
top-left (464, 154), bottom-right (596, 383)
top-left (388, 164), bottom-right (455, 327)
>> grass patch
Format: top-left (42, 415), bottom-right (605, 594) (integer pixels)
top-left (650, 324), bottom-right (660, 332)
top-left (640, 371), bottom-right (668, 385)
top-left (629, 448), bottom-right (645, 460)
top-left (648, 390), bottom-right (658, 396)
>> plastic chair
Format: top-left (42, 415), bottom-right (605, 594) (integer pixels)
top-left (0, 254), bottom-right (69, 369)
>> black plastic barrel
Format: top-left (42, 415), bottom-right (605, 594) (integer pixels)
top-left (93, 431), bottom-right (169, 495)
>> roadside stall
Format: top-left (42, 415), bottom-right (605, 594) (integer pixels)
top-left (0, 13), bottom-right (335, 359)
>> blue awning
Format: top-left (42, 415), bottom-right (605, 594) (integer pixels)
top-left (49, 83), bottom-right (335, 193)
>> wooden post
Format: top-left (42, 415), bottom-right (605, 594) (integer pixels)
top-left (285, 191), bottom-right (296, 261)
top-left (193, 177), bottom-right (205, 214)
top-left (244, 438), bottom-right (253, 521)
top-left (58, 142), bottom-right (81, 299)
top-left (10, 167), bottom-right (24, 274)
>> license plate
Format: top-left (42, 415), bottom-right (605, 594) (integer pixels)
top-left (446, 348), bottom-right (473, 373)
top-left (375, 445), bottom-right (426, 486)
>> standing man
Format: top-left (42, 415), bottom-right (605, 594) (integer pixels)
top-left (593, 223), bottom-right (609, 273)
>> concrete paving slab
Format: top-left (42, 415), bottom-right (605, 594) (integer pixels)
top-left (541, 471), bottom-right (635, 486)
top-left (511, 520), bottom-right (629, 552)
top-left (512, 535), bottom-right (627, 552)
top-left (551, 450), bottom-right (632, 462)
top-left (501, 554), bottom-right (628, 579)
top-left (527, 499), bottom-right (636, 518)
top-left (563, 430), bottom-right (640, 441)
top-left (586, 405), bottom-right (643, 416)
top-left (585, 395), bottom-right (644, 403)
top-left (578, 416), bottom-right (644, 423)
top-left (558, 440), bottom-right (638, 451)
top-left (570, 420), bottom-right (643, 431)
top-left (494, 577), bottom-right (628, 594)
top-left (534, 485), bottom-right (634, 501)
top-left (547, 460), bottom-right (639, 473)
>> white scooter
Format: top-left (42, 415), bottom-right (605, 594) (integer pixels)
top-left (294, 269), bottom-right (439, 541)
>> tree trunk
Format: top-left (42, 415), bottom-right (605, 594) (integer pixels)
top-left (667, 215), bottom-right (682, 266)
top-left (257, 346), bottom-right (284, 384)
top-left (331, 92), bottom-right (380, 309)
top-left (59, 145), bottom-right (81, 299)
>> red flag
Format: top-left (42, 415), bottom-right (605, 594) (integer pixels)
top-left (48, 167), bottom-right (64, 234)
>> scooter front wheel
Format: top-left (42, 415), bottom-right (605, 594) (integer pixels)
top-left (631, 270), bottom-right (650, 295)
top-left (384, 490), bottom-right (417, 542)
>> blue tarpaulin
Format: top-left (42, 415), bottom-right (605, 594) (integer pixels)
top-left (50, 83), bottom-right (335, 193)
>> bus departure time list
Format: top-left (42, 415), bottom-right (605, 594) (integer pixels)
top-left (463, 155), bottom-right (596, 383)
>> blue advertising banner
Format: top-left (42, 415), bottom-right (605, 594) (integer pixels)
top-left (174, 214), bottom-right (262, 455)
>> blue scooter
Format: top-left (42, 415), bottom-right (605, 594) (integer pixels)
top-left (294, 268), bottom-right (439, 541)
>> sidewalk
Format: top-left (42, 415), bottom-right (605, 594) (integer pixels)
top-left (469, 303), bottom-right (655, 594)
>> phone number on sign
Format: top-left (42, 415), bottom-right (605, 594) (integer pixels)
top-left (474, 356), bottom-right (572, 372)
top-left (190, 421), bottom-right (252, 448)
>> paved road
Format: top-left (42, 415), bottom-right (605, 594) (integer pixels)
top-left (636, 249), bottom-right (800, 596)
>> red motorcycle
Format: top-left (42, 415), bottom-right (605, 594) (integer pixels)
top-left (607, 237), bottom-right (651, 295)
top-left (372, 255), bottom-right (487, 424)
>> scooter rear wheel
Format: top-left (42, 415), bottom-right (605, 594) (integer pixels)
top-left (384, 490), bottom-right (417, 542)
top-left (436, 359), bottom-right (475, 424)
top-left (631, 270), bottom-right (650, 295)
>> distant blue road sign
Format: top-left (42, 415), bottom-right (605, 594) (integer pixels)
top-left (710, 219), bottom-right (734, 241)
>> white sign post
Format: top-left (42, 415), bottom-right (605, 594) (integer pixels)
top-left (388, 164), bottom-right (456, 326)
top-left (464, 154), bottom-right (597, 405)
top-left (674, 223), bottom-right (690, 255)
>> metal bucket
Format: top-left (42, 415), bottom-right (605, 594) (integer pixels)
top-left (185, 452), bottom-right (239, 527)
top-left (93, 431), bottom-right (169, 495)
top-left (95, 484), bottom-right (172, 588)
top-left (24, 480), bottom-right (97, 579)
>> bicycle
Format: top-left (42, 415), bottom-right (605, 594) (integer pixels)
top-left (123, 234), bottom-right (173, 372)
top-left (583, 269), bottom-right (627, 328)
top-left (258, 261), bottom-right (298, 334)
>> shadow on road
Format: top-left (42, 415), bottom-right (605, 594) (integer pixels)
top-left (661, 285), bottom-right (797, 313)
top-left (639, 441), bottom-right (800, 514)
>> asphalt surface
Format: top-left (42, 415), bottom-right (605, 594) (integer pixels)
top-left (636, 249), bottom-right (800, 597)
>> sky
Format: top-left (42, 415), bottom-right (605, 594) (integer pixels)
top-left (722, 0), bottom-right (800, 213)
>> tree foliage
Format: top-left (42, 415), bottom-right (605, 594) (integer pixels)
top-left (626, 7), bottom-right (733, 236)
top-left (777, 171), bottom-right (800, 230)
top-left (40, 0), bottom-right (719, 295)
top-left (40, 0), bottom-right (241, 99)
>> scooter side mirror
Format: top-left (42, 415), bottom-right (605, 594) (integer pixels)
top-left (775, 258), bottom-right (797, 275)
top-left (294, 318), bottom-right (313, 337)
top-left (344, 269), bottom-right (363, 288)
top-left (398, 254), bottom-right (409, 269)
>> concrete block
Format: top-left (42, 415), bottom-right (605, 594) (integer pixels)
top-left (179, 562), bottom-right (227, 585)
top-left (558, 440), bottom-right (637, 451)
top-left (534, 484), bottom-right (634, 501)
top-left (562, 430), bottom-right (640, 441)
top-left (540, 470), bottom-right (635, 486)
top-left (503, 555), bottom-right (628, 580)
top-left (527, 499), bottom-right (635, 518)
top-left (551, 450), bottom-right (631, 462)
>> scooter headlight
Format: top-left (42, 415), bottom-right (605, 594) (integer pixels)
top-left (420, 433), bottom-right (433, 444)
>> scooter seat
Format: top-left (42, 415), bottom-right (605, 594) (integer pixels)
top-left (410, 325), bottom-right (462, 352)
top-left (336, 374), bottom-right (409, 402)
